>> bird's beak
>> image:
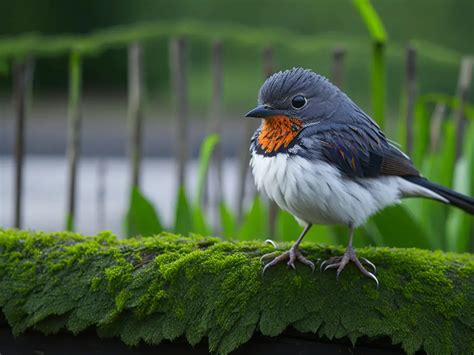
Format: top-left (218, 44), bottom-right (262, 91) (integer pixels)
top-left (245, 105), bottom-right (284, 119)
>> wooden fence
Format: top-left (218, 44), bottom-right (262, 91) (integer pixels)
top-left (0, 21), bottom-right (472, 235)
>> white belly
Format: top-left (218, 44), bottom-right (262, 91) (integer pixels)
top-left (250, 153), bottom-right (437, 227)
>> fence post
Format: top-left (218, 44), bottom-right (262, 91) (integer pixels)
top-left (127, 42), bottom-right (144, 190)
top-left (405, 46), bottom-right (417, 155)
top-left (12, 56), bottom-right (34, 229)
top-left (236, 48), bottom-right (273, 223)
top-left (209, 41), bottom-right (224, 213)
top-left (331, 47), bottom-right (346, 88)
top-left (454, 56), bottom-right (472, 160)
top-left (169, 38), bottom-right (188, 189)
top-left (429, 103), bottom-right (446, 153)
top-left (262, 47), bottom-right (278, 239)
top-left (65, 50), bottom-right (83, 231)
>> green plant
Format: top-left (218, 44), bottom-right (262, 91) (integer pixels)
top-left (352, 0), bottom-right (387, 128)
top-left (124, 187), bottom-right (163, 237)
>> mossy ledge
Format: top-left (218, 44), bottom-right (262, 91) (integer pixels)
top-left (0, 229), bottom-right (473, 354)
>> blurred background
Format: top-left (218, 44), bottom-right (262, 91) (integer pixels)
top-left (0, 0), bottom-right (473, 252)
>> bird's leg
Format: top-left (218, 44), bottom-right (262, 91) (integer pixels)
top-left (320, 226), bottom-right (379, 287)
top-left (261, 224), bottom-right (315, 274)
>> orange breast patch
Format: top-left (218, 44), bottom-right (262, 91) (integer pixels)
top-left (258, 115), bottom-right (303, 153)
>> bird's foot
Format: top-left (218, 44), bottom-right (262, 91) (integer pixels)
top-left (260, 239), bottom-right (315, 275)
top-left (320, 246), bottom-right (378, 287)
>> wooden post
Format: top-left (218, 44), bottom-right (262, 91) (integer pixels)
top-left (331, 47), bottom-right (346, 88)
top-left (169, 38), bottom-right (188, 189)
top-left (429, 103), bottom-right (446, 153)
top-left (236, 48), bottom-right (273, 223)
top-left (12, 56), bottom-right (34, 229)
top-left (262, 47), bottom-right (278, 239)
top-left (209, 41), bottom-right (224, 206)
top-left (454, 56), bottom-right (472, 160)
top-left (65, 50), bottom-right (83, 231)
top-left (405, 46), bottom-right (417, 155)
top-left (127, 42), bottom-right (144, 189)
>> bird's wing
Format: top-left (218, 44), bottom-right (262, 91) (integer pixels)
top-left (297, 121), bottom-right (419, 178)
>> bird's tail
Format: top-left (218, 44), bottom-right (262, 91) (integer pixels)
top-left (404, 175), bottom-right (474, 215)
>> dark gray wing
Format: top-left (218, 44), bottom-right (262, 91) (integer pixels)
top-left (297, 121), bottom-right (419, 178)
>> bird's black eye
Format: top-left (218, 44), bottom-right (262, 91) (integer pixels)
top-left (291, 95), bottom-right (307, 109)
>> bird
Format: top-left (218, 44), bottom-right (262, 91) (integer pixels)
top-left (246, 67), bottom-right (474, 286)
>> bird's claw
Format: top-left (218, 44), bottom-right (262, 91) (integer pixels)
top-left (261, 246), bottom-right (315, 275)
top-left (321, 247), bottom-right (379, 288)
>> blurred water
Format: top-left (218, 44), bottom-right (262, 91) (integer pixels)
top-left (0, 156), bottom-right (248, 237)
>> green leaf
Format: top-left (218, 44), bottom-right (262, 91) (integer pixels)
top-left (352, 0), bottom-right (387, 127)
top-left (275, 210), bottom-right (337, 246)
top-left (0, 59), bottom-right (8, 75)
top-left (446, 159), bottom-right (472, 252)
top-left (370, 205), bottom-right (431, 249)
top-left (219, 202), bottom-right (237, 239)
top-left (411, 98), bottom-right (430, 166)
top-left (276, 209), bottom-right (300, 242)
top-left (446, 123), bottom-right (474, 252)
top-left (192, 207), bottom-right (210, 236)
top-left (370, 40), bottom-right (386, 128)
top-left (174, 187), bottom-right (193, 235)
top-left (238, 197), bottom-right (268, 240)
top-left (124, 186), bottom-right (163, 237)
top-left (352, 0), bottom-right (387, 43)
top-left (195, 134), bottom-right (220, 206)
top-left (307, 225), bottom-right (337, 246)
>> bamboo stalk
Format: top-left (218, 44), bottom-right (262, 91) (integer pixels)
top-left (65, 50), bottom-right (83, 231)
top-left (405, 46), bottom-right (417, 155)
top-left (127, 42), bottom-right (144, 189)
top-left (331, 47), bottom-right (346, 89)
top-left (169, 38), bottom-right (188, 189)
top-left (453, 56), bottom-right (472, 160)
top-left (12, 56), bottom-right (34, 229)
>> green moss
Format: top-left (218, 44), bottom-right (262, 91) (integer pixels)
top-left (0, 228), bottom-right (473, 354)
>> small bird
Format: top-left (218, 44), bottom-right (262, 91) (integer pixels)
top-left (246, 67), bottom-right (474, 286)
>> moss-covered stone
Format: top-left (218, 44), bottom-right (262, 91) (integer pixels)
top-left (0, 229), bottom-right (473, 354)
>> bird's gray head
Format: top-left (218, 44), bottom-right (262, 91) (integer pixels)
top-left (245, 67), bottom-right (342, 124)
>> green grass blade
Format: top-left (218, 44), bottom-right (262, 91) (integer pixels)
top-left (238, 196), bottom-right (268, 241)
top-left (195, 134), bottom-right (220, 206)
top-left (446, 123), bottom-right (474, 252)
top-left (174, 187), bottom-right (193, 235)
top-left (370, 205), bottom-right (431, 249)
top-left (0, 58), bottom-right (8, 75)
top-left (371, 43), bottom-right (386, 128)
top-left (352, 0), bottom-right (387, 128)
top-left (192, 207), bottom-right (210, 236)
top-left (411, 98), bottom-right (430, 166)
top-left (276, 209), bottom-right (301, 242)
top-left (352, 0), bottom-right (387, 43)
top-left (124, 186), bottom-right (163, 238)
top-left (446, 158), bottom-right (472, 252)
top-left (219, 202), bottom-right (237, 239)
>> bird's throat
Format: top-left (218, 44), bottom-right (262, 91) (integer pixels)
top-left (258, 115), bottom-right (303, 153)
